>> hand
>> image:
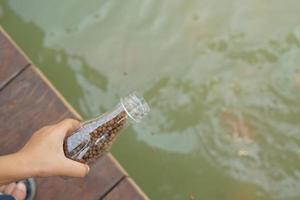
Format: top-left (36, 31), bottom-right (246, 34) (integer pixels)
top-left (17, 119), bottom-right (90, 177)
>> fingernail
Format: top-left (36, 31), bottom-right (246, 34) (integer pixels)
top-left (16, 182), bottom-right (26, 193)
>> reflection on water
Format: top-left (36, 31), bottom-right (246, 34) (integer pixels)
top-left (1, 0), bottom-right (300, 199)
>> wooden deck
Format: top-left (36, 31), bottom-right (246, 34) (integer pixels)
top-left (0, 28), bottom-right (149, 200)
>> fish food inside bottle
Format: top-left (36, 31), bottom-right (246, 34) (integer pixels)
top-left (63, 93), bottom-right (150, 164)
top-left (63, 111), bottom-right (127, 163)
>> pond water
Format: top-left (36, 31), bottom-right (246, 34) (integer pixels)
top-left (1, 0), bottom-right (300, 199)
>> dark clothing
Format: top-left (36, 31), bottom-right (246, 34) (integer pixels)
top-left (0, 195), bottom-right (15, 200)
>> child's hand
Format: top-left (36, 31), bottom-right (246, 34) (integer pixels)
top-left (18, 119), bottom-right (89, 177)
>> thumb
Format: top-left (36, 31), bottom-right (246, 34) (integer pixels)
top-left (56, 119), bottom-right (81, 137)
top-left (61, 159), bottom-right (90, 177)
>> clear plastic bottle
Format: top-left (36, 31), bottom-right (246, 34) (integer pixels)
top-left (63, 93), bottom-right (150, 164)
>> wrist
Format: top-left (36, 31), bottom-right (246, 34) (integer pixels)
top-left (0, 151), bottom-right (38, 185)
top-left (14, 151), bottom-right (39, 177)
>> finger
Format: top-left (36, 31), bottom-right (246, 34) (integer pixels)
top-left (56, 119), bottom-right (81, 137)
top-left (60, 159), bottom-right (90, 177)
top-left (12, 182), bottom-right (26, 200)
top-left (4, 182), bottom-right (16, 195)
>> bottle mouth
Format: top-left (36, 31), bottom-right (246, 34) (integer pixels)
top-left (120, 92), bottom-right (150, 122)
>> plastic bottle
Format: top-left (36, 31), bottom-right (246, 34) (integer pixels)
top-left (63, 93), bottom-right (150, 164)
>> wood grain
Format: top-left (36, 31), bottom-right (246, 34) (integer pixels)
top-left (35, 154), bottom-right (125, 200)
top-left (0, 27), bottom-right (30, 90)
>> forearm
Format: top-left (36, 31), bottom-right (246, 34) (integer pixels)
top-left (0, 152), bottom-right (36, 185)
top-left (0, 119), bottom-right (88, 184)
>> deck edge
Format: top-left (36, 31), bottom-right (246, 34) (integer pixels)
top-left (0, 27), bottom-right (31, 91)
top-left (30, 65), bottom-right (82, 120)
top-left (106, 153), bottom-right (129, 176)
top-left (126, 178), bottom-right (150, 200)
top-left (106, 154), bottom-right (150, 200)
top-left (0, 26), bottom-right (33, 66)
top-left (0, 26), bottom-right (81, 120)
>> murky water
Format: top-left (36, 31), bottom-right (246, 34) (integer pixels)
top-left (1, 0), bottom-right (300, 199)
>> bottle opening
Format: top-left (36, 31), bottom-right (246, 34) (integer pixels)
top-left (120, 92), bottom-right (150, 122)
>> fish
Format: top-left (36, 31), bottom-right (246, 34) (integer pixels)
top-left (221, 111), bottom-right (255, 142)
top-left (295, 72), bottom-right (300, 88)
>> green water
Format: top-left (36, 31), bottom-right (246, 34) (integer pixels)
top-left (1, 1), bottom-right (300, 199)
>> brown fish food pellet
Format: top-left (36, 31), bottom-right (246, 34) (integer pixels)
top-left (64, 111), bottom-right (127, 163)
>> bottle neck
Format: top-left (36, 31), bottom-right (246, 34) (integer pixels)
top-left (120, 93), bottom-right (150, 123)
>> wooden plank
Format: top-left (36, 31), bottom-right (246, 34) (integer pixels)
top-left (0, 66), bottom-right (126, 199)
top-left (35, 154), bottom-right (126, 200)
top-left (0, 66), bottom-right (73, 154)
top-left (102, 178), bottom-right (149, 200)
top-left (0, 27), bottom-right (30, 90)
